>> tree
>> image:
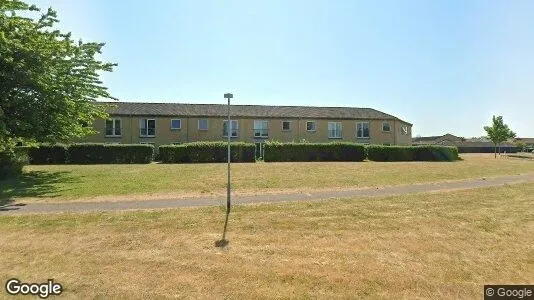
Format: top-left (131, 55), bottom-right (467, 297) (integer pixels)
top-left (0, 0), bottom-right (116, 150)
top-left (514, 141), bottom-right (526, 153)
top-left (484, 116), bottom-right (516, 158)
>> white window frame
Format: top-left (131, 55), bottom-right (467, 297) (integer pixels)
top-left (281, 120), bottom-right (291, 131)
top-left (140, 118), bottom-right (156, 137)
top-left (223, 120), bottom-right (239, 138)
top-left (328, 122), bottom-right (343, 139)
top-left (306, 121), bottom-right (317, 132)
top-left (382, 122), bottom-right (391, 132)
top-left (105, 118), bottom-right (122, 137)
top-left (170, 119), bottom-right (182, 130)
top-left (356, 122), bottom-right (370, 139)
top-left (198, 119), bottom-right (209, 130)
top-left (253, 120), bottom-right (269, 138)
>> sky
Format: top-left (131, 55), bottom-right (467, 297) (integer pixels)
top-left (28, 0), bottom-right (534, 137)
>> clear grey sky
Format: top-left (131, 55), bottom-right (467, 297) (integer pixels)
top-left (30, 0), bottom-right (534, 137)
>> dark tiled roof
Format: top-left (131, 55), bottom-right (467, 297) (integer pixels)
top-left (413, 134), bottom-right (463, 143)
top-left (413, 136), bottom-right (442, 142)
top-left (98, 102), bottom-right (412, 124)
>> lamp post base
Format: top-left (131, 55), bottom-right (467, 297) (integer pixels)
top-left (214, 239), bottom-right (229, 248)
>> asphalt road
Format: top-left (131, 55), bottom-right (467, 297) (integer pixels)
top-left (2, 173), bottom-right (534, 215)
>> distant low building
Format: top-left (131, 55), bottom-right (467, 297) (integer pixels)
top-left (413, 134), bottom-right (464, 146)
top-left (413, 134), bottom-right (517, 153)
top-left (515, 138), bottom-right (534, 151)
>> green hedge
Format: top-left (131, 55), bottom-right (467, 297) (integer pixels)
top-left (159, 142), bottom-right (255, 163)
top-left (0, 148), bottom-right (29, 180)
top-left (367, 145), bottom-right (458, 162)
top-left (67, 144), bottom-right (154, 164)
top-left (24, 144), bottom-right (68, 164)
top-left (263, 142), bottom-right (366, 162)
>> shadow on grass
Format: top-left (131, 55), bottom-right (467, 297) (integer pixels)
top-left (0, 171), bottom-right (77, 207)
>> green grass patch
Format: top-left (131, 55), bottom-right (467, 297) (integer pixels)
top-left (1, 154), bottom-right (534, 202)
top-left (0, 183), bottom-right (532, 298)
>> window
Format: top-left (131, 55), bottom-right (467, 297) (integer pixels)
top-left (281, 121), bottom-right (291, 131)
top-left (382, 122), bottom-right (391, 132)
top-left (357, 122), bottom-right (370, 138)
top-left (105, 118), bottom-right (121, 136)
top-left (140, 119), bottom-right (156, 137)
top-left (306, 121), bottom-right (316, 132)
top-left (198, 119), bottom-right (209, 130)
top-left (253, 120), bottom-right (269, 138)
top-left (223, 120), bottom-right (239, 137)
top-left (401, 125), bottom-right (409, 135)
top-left (328, 122), bottom-right (342, 139)
top-left (171, 119), bottom-right (181, 130)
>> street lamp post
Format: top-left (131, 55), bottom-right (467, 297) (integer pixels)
top-left (216, 92), bottom-right (233, 247)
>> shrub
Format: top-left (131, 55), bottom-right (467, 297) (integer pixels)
top-left (0, 148), bottom-right (29, 180)
top-left (67, 143), bottom-right (154, 164)
top-left (366, 145), bottom-right (416, 161)
top-left (367, 145), bottom-right (458, 162)
top-left (263, 142), bottom-right (366, 162)
top-left (414, 145), bottom-right (458, 161)
top-left (159, 142), bottom-right (255, 163)
top-left (25, 144), bottom-right (68, 164)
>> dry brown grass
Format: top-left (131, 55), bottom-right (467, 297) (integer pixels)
top-left (0, 183), bottom-right (532, 298)
top-left (2, 153), bottom-right (534, 203)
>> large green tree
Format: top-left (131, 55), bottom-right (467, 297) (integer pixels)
top-left (0, 0), bottom-right (115, 149)
top-left (484, 115), bottom-right (516, 158)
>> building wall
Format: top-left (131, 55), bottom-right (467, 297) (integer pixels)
top-left (85, 116), bottom-right (412, 145)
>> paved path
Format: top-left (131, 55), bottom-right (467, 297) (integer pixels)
top-left (2, 173), bottom-right (534, 215)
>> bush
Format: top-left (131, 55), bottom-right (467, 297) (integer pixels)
top-left (25, 144), bottom-right (68, 164)
top-left (0, 148), bottom-right (29, 180)
top-left (263, 142), bottom-right (366, 162)
top-left (67, 143), bottom-right (154, 164)
top-left (414, 145), bottom-right (458, 161)
top-left (159, 142), bottom-right (255, 163)
top-left (367, 145), bottom-right (458, 162)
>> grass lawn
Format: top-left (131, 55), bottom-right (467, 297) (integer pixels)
top-left (0, 183), bottom-right (532, 298)
top-left (507, 152), bottom-right (534, 159)
top-left (1, 153), bottom-right (534, 203)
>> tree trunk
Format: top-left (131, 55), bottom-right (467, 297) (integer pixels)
top-left (494, 143), bottom-right (497, 158)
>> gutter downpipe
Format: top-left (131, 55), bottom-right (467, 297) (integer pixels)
top-left (130, 114), bottom-right (133, 144)
top-left (393, 119), bottom-right (397, 145)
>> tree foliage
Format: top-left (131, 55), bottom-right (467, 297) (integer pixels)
top-left (484, 115), bottom-right (516, 157)
top-left (0, 0), bottom-right (116, 148)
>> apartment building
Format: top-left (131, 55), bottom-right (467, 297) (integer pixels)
top-left (82, 102), bottom-right (412, 150)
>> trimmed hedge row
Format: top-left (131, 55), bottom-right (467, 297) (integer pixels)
top-left (263, 142), bottom-right (366, 162)
top-left (18, 142), bottom-right (458, 164)
top-left (159, 142), bottom-right (255, 163)
top-left (21, 143), bottom-right (154, 164)
top-left (367, 145), bottom-right (458, 162)
top-left (457, 146), bottom-right (517, 153)
top-left (25, 144), bottom-right (68, 164)
top-left (68, 144), bottom-right (154, 164)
